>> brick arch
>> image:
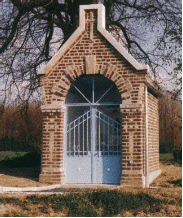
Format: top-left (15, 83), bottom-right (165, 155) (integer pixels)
top-left (51, 64), bottom-right (132, 103)
top-left (97, 64), bottom-right (133, 103)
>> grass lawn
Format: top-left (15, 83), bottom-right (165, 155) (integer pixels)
top-left (0, 151), bottom-right (27, 162)
top-left (160, 153), bottom-right (174, 161)
top-left (0, 189), bottom-right (181, 217)
top-left (0, 184), bottom-right (182, 217)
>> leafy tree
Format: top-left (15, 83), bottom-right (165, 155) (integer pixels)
top-left (0, 0), bottom-right (181, 103)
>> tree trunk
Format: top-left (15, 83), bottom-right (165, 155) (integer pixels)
top-left (64, 0), bottom-right (98, 42)
top-left (74, 0), bottom-right (98, 5)
top-left (72, 0), bottom-right (98, 10)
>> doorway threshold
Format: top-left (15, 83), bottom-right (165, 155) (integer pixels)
top-left (61, 184), bottom-right (121, 190)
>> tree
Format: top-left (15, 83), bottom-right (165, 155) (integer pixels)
top-left (0, 101), bottom-right (42, 151)
top-left (0, 100), bottom-right (4, 114)
top-left (159, 91), bottom-right (182, 153)
top-left (0, 0), bottom-right (181, 103)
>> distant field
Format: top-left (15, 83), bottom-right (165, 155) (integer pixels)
top-left (0, 151), bottom-right (27, 161)
top-left (0, 151), bottom-right (175, 162)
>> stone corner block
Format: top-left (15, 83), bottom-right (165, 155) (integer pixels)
top-left (41, 102), bottom-right (66, 111)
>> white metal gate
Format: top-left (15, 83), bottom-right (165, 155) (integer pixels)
top-left (64, 75), bottom-right (122, 184)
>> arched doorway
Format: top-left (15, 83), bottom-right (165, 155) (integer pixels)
top-left (64, 75), bottom-right (122, 184)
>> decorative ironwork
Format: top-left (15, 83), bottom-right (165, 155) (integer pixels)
top-left (66, 108), bottom-right (121, 156)
top-left (65, 75), bottom-right (122, 184)
top-left (67, 110), bottom-right (91, 156)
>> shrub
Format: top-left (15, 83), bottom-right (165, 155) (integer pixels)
top-left (173, 149), bottom-right (182, 160)
top-left (159, 142), bottom-right (174, 154)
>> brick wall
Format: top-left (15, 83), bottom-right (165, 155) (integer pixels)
top-left (40, 10), bottom-right (146, 105)
top-left (39, 7), bottom-right (160, 187)
top-left (148, 92), bottom-right (159, 173)
top-left (39, 107), bottom-right (65, 184)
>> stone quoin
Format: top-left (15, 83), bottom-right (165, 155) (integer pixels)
top-left (38, 4), bottom-right (161, 187)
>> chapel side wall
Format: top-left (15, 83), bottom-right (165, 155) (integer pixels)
top-left (148, 92), bottom-right (160, 173)
top-left (120, 82), bottom-right (146, 187)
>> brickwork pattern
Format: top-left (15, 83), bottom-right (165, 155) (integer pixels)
top-left (39, 8), bottom-right (160, 187)
top-left (39, 108), bottom-right (65, 184)
top-left (148, 92), bottom-right (159, 173)
top-left (120, 104), bottom-right (146, 187)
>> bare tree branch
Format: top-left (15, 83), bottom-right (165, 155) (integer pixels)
top-left (0, 0), bottom-right (181, 103)
top-left (0, 10), bottom-right (25, 54)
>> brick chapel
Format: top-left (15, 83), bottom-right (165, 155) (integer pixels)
top-left (38, 4), bottom-right (161, 187)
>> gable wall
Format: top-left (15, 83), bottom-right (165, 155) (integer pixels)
top-left (41, 10), bottom-right (146, 105)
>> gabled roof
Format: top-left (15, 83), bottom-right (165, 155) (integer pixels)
top-left (38, 4), bottom-right (149, 75)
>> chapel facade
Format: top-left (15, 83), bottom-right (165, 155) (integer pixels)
top-left (38, 4), bottom-right (161, 187)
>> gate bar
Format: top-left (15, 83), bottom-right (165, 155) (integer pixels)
top-left (99, 111), bottom-right (100, 157)
top-left (74, 120), bottom-right (76, 156)
top-left (96, 84), bottom-right (114, 103)
top-left (83, 114), bottom-right (84, 156)
top-left (78, 118), bottom-right (80, 156)
top-left (73, 84), bottom-right (92, 104)
top-left (87, 111), bottom-right (89, 154)
top-left (108, 117), bottom-right (110, 155)
top-left (66, 102), bottom-right (121, 106)
top-left (91, 107), bottom-right (96, 183)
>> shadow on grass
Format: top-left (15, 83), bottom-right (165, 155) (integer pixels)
top-left (0, 167), bottom-right (40, 181)
top-left (169, 179), bottom-right (182, 187)
top-left (0, 152), bottom-right (41, 181)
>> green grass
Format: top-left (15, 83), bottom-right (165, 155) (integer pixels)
top-left (0, 151), bottom-right (27, 161)
top-left (1, 190), bottom-right (172, 217)
top-left (0, 151), bottom-right (41, 168)
top-left (160, 153), bottom-right (174, 161)
top-left (160, 152), bottom-right (182, 166)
